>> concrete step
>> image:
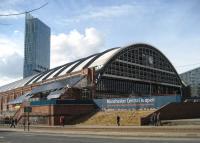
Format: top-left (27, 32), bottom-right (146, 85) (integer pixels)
top-left (162, 119), bottom-right (200, 126)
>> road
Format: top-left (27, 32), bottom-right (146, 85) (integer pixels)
top-left (0, 131), bottom-right (200, 143)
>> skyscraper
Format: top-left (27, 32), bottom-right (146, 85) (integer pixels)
top-left (23, 13), bottom-right (50, 78)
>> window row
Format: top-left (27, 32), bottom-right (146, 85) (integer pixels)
top-left (118, 47), bottom-right (173, 72)
top-left (105, 61), bottom-right (180, 85)
top-left (96, 78), bottom-right (181, 96)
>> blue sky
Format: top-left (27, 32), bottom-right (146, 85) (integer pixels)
top-left (0, 0), bottom-right (200, 86)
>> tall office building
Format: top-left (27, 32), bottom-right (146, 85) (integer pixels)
top-left (23, 13), bottom-right (50, 78)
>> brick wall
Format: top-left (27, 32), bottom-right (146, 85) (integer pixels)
top-left (0, 84), bottom-right (39, 113)
top-left (28, 104), bottom-right (97, 125)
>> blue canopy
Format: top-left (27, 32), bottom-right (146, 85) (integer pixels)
top-left (47, 89), bottom-right (65, 100)
top-left (8, 92), bottom-right (32, 105)
top-left (30, 75), bottom-right (84, 95)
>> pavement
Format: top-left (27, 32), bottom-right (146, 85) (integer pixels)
top-left (1, 131), bottom-right (200, 143)
top-left (0, 131), bottom-right (200, 143)
top-left (1, 124), bottom-right (200, 139)
top-left (163, 118), bottom-right (200, 126)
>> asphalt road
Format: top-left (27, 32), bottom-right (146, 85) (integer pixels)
top-left (0, 131), bottom-right (200, 143)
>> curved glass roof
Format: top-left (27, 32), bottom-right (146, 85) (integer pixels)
top-left (0, 74), bottom-right (37, 93)
top-left (72, 55), bottom-right (96, 72)
top-left (37, 69), bottom-right (54, 82)
top-left (46, 66), bottom-right (67, 80)
top-left (0, 43), bottom-right (181, 93)
top-left (58, 61), bottom-right (80, 76)
top-left (0, 48), bottom-right (120, 92)
top-left (0, 47), bottom-right (119, 93)
top-left (88, 48), bottom-right (120, 70)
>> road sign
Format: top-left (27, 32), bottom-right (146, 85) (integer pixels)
top-left (24, 107), bottom-right (32, 113)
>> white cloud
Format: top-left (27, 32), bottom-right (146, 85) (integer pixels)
top-left (14, 30), bottom-right (20, 33)
top-left (62, 4), bottom-right (137, 23)
top-left (80, 5), bottom-right (133, 19)
top-left (0, 76), bottom-right (21, 87)
top-left (51, 27), bottom-right (104, 68)
top-left (0, 9), bottom-right (24, 19)
top-left (0, 35), bottom-right (23, 56)
top-left (1, 0), bottom-right (25, 6)
top-left (0, 52), bottom-right (23, 77)
top-left (0, 35), bottom-right (23, 86)
top-left (0, 0), bottom-right (26, 19)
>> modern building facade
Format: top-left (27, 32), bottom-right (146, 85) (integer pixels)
top-left (0, 43), bottom-right (183, 125)
top-left (180, 67), bottom-right (200, 97)
top-left (23, 13), bottom-right (50, 78)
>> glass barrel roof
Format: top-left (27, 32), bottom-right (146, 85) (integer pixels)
top-left (28, 73), bottom-right (44, 84)
top-left (25, 73), bottom-right (41, 85)
top-left (72, 55), bottom-right (97, 73)
top-left (0, 46), bottom-right (127, 93)
top-left (42, 67), bottom-right (62, 80)
top-left (0, 75), bottom-right (36, 93)
top-left (58, 61), bottom-right (80, 76)
top-left (88, 48), bottom-right (120, 70)
top-left (46, 65), bottom-right (67, 80)
top-left (36, 69), bottom-right (55, 82)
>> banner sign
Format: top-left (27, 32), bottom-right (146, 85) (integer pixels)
top-left (30, 95), bottom-right (181, 110)
top-left (93, 95), bottom-right (181, 110)
top-left (106, 98), bottom-right (155, 104)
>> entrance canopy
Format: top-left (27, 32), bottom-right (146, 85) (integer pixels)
top-left (8, 92), bottom-right (32, 105)
top-left (47, 89), bottom-right (65, 100)
top-left (31, 75), bottom-right (84, 95)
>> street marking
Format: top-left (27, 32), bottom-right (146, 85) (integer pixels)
top-left (19, 132), bottom-right (200, 141)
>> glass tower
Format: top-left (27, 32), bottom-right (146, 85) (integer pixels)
top-left (23, 13), bottom-right (50, 78)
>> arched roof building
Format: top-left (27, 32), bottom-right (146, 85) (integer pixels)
top-left (0, 43), bottom-right (183, 106)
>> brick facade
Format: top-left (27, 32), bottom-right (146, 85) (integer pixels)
top-left (22, 104), bottom-right (97, 125)
top-left (0, 84), bottom-right (37, 114)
